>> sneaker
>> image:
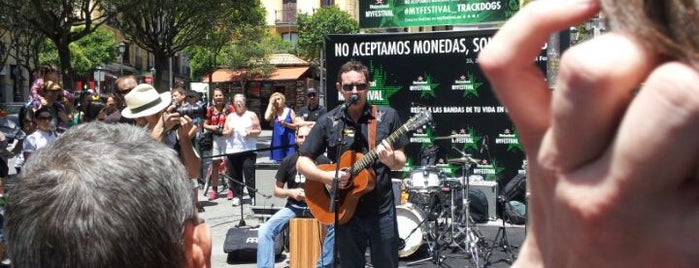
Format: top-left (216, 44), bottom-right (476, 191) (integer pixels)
top-left (208, 190), bottom-right (218, 201)
top-left (227, 190), bottom-right (234, 200)
top-left (232, 197), bottom-right (240, 206)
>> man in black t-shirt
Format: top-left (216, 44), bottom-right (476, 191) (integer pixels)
top-left (257, 125), bottom-right (335, 268)
top-left (296, 88), bottom-right (327, 126)
top-left (297, 60), bottom-right (408, 268)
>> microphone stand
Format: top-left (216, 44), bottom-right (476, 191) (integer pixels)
top-left (480, 135), bottom-right (493, 169)
top-left (221, 173), bottom-right (272, 228)
top-left (327, 107), bottom-right (348, 268)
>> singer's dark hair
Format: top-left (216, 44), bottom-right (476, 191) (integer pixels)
top-left (337, 59), bottom-right (371, 84)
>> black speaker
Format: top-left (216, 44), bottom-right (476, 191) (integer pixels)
top-left (224, 228), bottom-right (282, 263)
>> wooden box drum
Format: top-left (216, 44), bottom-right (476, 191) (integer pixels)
top-left (289, 218), bottom-right (327, 268)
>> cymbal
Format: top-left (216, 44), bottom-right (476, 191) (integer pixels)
top-left (447, 156), bottom-right (481, 164)
top-left (434, 135), bottom-right (462, 140)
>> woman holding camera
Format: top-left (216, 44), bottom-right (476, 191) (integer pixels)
top-left (203, 88), bottom-right (235, 200)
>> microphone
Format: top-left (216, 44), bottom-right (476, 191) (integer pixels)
top-left (336, 94), bottom-right (359, 119)
top-left (347, 94), bottom-right (359, 106)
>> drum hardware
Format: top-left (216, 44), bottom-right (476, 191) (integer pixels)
top-left (444, 149), bottom-right (487, 267)
top-left (484, 196), bottom-right (517, 267)
top-left (396, 204), bottom-right (433, 259)
top-left (397, 203), bottom-right (444, 267)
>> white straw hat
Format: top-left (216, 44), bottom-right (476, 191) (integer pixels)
top-left (121, 84), bottom-right (172, 118)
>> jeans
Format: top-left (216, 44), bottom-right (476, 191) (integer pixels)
top-left (316, 225), bottom-right (335, 268)
top-left (257, 205), bottom-right (335, 268)
top-left (336, 206), bottom-right (399, 268)
top-left (200, 150), bottom-right (212, 182)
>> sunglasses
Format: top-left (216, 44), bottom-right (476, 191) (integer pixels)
top-left (341, 83), bottom-right (369, 91)
top-left (118, 87), bottom-right (134, 95)
top-left (37, 116), bottom-right (52, 121)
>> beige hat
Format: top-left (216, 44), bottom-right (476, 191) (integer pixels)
top-left (43, 81), bottom-right (62, 91)
top-left (121, 84), bottom-right (172, 118)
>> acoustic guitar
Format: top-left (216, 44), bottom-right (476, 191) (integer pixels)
top-left (305, 109), bottom-right (432, 225)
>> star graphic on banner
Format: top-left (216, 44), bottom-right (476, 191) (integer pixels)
top-left (462, 73), bottom-right (483, 99)
top-left (369, 62), bottom-right (402, 105)
top-left (486, 158), bottom-right (506, 181)
top-left (419, 73), bottom-right (439, 98)
top-left (420, 127), bottom-right (436, 150)
top-left (507, 127), bottom-right (524, 152)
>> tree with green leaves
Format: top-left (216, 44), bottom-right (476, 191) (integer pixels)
top-left (4, 13), bottom-right (45, 101)
top-left (0, 14), bottom-right (10, 75)
top-left (39, 27), bottom-right (118, 78)
top-left (111, 0), bottom-right (265, 92)
top-left (217, 28), bottom-right (278, 92)
top-left (0, 0), bottom-right (116, 91)
top-left (297, 6), bottom-right (359, 65)
top-left (187, 32), bottom-right (291, 82)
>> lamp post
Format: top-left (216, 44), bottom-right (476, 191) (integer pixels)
top-left (149, 67), bottom-right (155, 85)
top-left (94, 66), bottom-right (104, 95)
top-left (117, 42), bottom-right (126, 76)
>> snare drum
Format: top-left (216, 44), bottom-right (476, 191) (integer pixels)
top-left (396, 203), bottom-right (426, 258)
top-left (406, 166), bottom-right (442, 191)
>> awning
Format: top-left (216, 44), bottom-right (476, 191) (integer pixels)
top-left (202, 66), bottom-right (309, 83)
top-left (269, 66), bottom-right (310, 80)
top-left (102, 62), bottom-right (139, 74)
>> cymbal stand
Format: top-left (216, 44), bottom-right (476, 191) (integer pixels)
top-left (453, 158), bottom-right (485, 267)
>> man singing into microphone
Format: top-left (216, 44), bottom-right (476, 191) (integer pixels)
top-left (297, 60), bottom-right (408, 268)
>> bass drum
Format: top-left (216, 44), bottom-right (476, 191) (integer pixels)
top-left (396, 203), bottom-right (426, 258)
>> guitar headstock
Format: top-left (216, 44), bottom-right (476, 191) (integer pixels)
top-left (405, 108), bottom-right (432, 131)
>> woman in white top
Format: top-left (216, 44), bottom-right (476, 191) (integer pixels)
top-left (223, 94), bottom-right (262, 205)
top-left (23, 107), bottom-right (59, 161)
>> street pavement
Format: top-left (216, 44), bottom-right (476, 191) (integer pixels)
top-left (5, 129), bottom-right (525, 268)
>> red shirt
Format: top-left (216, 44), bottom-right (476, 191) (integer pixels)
top-left (206, 104), bottom-right (235, 126)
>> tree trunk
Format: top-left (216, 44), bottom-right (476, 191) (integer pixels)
top-left (153, 52), bottom-right (172, 93)
top-left (56, 39), bottom-right (75, 92)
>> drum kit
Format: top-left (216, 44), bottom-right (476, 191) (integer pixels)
top-left (395, 153), bottom-right (491, 267)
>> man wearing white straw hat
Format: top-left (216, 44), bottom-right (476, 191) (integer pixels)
top-left (122, 84), bottom-right (202, 210)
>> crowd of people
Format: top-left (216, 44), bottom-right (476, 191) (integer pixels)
top-left (1, 0), bottom-right (695, 267)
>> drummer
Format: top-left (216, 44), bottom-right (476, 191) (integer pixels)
top-left (256, 125), bottom-right (335, 268)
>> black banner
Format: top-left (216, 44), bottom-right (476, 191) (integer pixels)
top-left (324, 30), bottom-right (547, 186)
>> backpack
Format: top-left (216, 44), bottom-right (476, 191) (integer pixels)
top-left (504, 200), bottom-right (527, 225)
top-left (502, 173), bottom-right (527, 202)
top-left (468, 188), bottom-right (489, 223)
top-left (501, 173), bottom-right (527, 224)
top-left (197, 130), bottom-right (213, 151)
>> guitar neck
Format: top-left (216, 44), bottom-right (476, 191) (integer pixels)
top-left (349, 125), bottom-right (409, 176)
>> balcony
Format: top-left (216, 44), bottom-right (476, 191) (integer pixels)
top-left (274, 8), bottom-right (297, 25)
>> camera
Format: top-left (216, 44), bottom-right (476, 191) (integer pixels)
top-left (175, 103), bottom-right (206, 118)
top-left (214, 125), bottom-right (224, 136)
